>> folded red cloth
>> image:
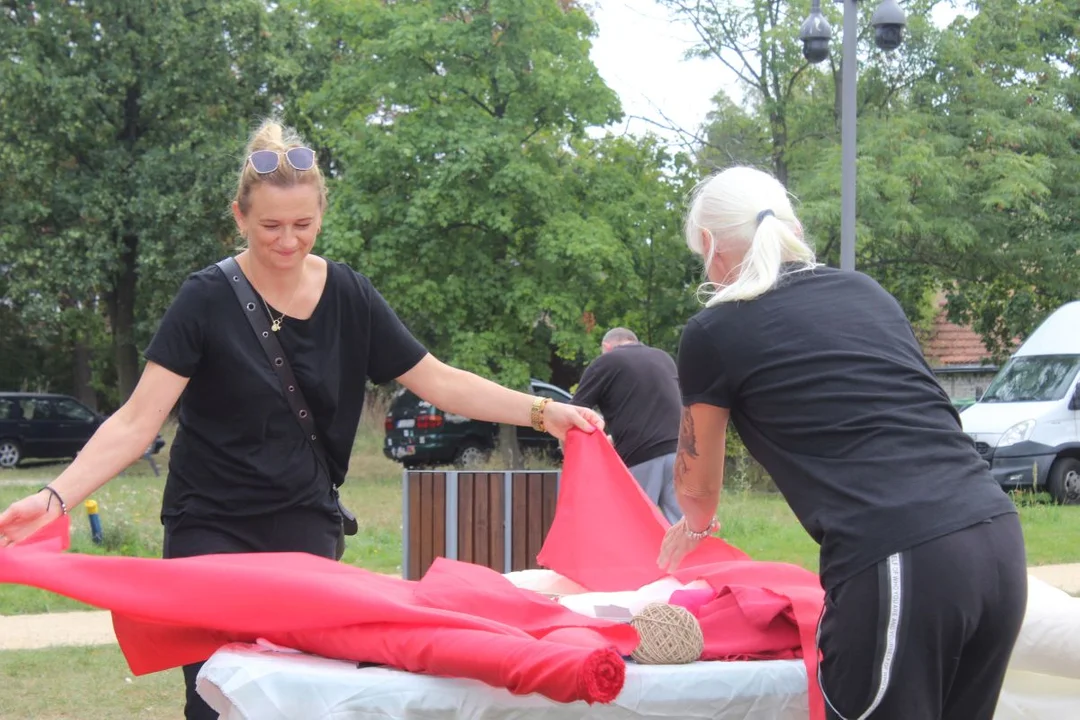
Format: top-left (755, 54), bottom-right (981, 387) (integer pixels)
top-left (670, 585), bottom-right (803, 661)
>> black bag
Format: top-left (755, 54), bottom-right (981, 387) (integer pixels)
top-left (216, 257), bottom-right (358, 537)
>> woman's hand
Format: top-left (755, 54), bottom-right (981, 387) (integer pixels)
top-left (541, 401), bottom-right (604, 441)
top-left (0, 490), bottom-right (59, 548)
top-left (657, 517), bottom-right (720, 574)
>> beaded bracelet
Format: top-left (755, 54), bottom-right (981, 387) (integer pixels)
top-left (685, 517), bottom-right (719, 540)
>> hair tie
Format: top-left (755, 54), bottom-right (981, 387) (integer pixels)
top-left (755, 209), bottom-right (775, 226)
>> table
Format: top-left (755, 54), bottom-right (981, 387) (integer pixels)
top-left (197, 642), bottom-right (810, 720)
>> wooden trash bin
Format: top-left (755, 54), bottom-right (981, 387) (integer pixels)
top-left (402, 470), bottom-right (560, 580)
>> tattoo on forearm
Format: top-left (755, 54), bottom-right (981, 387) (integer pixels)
top-left (674, 408), bottom-right (698, 489)
top-left (678, 408), bottom-right (698, 459)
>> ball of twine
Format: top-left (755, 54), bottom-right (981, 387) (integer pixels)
top-left (629, 602), bottom-right (704, 665)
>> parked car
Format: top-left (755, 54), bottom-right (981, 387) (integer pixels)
top-left (0, 392), bottom-right (166, 469)
top-left (383, 379), bottom-right (572, 468)
top-left (951, 397), bottom-right (977, 413)
top-left (959, 300), bottom-right (1080, 503)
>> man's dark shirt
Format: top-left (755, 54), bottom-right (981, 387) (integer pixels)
top-left (571, 343), bottom-right (682, 468)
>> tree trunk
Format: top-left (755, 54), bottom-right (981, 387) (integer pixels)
top-left (73, 328), bottom-right (97, 411)
top-left (768, 110), bottom-right (789, 186)
top-left (106, 233), bottom-right (140, 403)
top-left (498, 424), bottom-right (523, 469)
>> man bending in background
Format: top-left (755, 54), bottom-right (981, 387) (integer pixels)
top-left (571, 328), bottom-right (682, 524)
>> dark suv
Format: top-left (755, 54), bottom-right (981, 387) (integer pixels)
top-left (383, 379), bottom-right (572, 468)
top-left (0, 392), bottom-right (166, 468)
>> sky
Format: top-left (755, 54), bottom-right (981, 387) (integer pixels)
top-left (587, 0), bottom-right (728, 146)
top-left (584, 0), bottom-right (969, 148)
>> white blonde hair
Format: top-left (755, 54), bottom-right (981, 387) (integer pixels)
top-left (684, 166), bottom-right (817, 306)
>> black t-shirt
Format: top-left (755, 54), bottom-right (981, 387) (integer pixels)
top-left (144, 258), bottom-right (428, 520)
top-left (571, 343), bottom-right (682, 468)
top-left (677, 266), bottom-right (1016, 589)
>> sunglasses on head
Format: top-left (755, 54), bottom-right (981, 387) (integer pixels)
top-left (247, 147), bottom-right (317, 174)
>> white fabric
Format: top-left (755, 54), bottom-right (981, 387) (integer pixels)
top-left (505, 569), bottom-right (710, 619)
top-left (996, 670), bottom-right (1080, 720)
top-left (1008, 575), bottom-right (1080, 680)
top-left (197, 643), bottom-right (810, 720)
top-left (557, 576), bottom-right (711, 618)
top-left (501, 569), bottom-right (589, 597)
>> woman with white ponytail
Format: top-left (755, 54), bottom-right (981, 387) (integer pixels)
top-left (659, 166), bottom-right (1027, 720)
top-left (683, 165), bottom-right (817, 305)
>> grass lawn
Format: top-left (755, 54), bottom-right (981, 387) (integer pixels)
top-left (0, 645), bottom-right (180, 720)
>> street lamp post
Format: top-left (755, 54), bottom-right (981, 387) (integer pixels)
top-left (799, 0), bottom-right (907, 271)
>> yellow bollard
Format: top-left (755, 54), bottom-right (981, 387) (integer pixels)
top-left (85, 499), bottom-right (103, 545)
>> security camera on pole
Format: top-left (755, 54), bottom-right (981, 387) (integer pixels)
top-left (799, 0), bottom-right (907, 271)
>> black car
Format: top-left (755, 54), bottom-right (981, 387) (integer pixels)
top-left (0, 392), bottom-right (166, 468)
top-left (383, 379), bottom-right (572, 468)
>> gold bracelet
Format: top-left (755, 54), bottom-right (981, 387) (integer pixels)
top-left (530, 396), bottom-right (551, 433)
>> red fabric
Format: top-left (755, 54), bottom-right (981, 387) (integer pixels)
top-left (538, 430), bottom-right (826, 720)
top-left (1, 429), bottom-right (827, 716)
top-left (536, 431), bottom-right (750, 592)
top-left (0, 550), bottom-right (635, 704)
top-left (670, 584), bottom-right (802, 661)
top-left (22, 514), bottom-right (70, 552)
top-left (673, 560), bottom-right (827, 720)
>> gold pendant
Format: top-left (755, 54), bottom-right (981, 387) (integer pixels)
top-left (271, 319), bottom-right (282, 332)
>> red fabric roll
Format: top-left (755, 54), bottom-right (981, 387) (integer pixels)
top-left (267, 624), bottom-right (626, 704)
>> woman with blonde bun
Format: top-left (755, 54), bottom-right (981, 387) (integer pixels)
top-left (0, 118), bottom-right (603, 719)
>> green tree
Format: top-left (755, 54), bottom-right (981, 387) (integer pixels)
top-left (568, 135), bottom-right (701, 359)
top-left (925, 0), bottom-right (1080, 355)
top-left (308, 0), bottom-right (696, 389)
top-left (680, 0), bottom-right (1079, 344)
top-left (0, 0), bottom-right (325, 400)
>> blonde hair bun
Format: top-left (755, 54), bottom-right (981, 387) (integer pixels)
top-left (233, 117), bottom-right (327, 213)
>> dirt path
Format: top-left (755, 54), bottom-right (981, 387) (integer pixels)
top-left (0, 610), bottom-right (116, 650)
top-left (0, 478), bottom-right (47, 488)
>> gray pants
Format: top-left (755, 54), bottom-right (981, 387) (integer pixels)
top-left (628, 452), bottom-right (682, 525)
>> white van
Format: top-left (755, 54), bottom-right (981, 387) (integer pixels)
top-left (959, 301), bottom-right (1080, 504)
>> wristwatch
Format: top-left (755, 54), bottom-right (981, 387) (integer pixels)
top-left (685, 517), bottom-right (719, 540)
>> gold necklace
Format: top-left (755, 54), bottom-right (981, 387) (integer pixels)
top-left (262, 299), bottom-right (287, 332)
top-left (260, 277), bottom-right (302, 333)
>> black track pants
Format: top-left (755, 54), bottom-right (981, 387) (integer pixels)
top-left (818, 513), bottom-right (1027, 720)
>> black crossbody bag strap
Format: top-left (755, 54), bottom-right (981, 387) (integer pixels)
top-left (215, 256), bottom-right (357, 535)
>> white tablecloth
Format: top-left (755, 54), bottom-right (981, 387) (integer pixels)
top-left (197, 643), bottom-right (810, 720)
top-left (197, 642), bottom-right (1080, 720)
